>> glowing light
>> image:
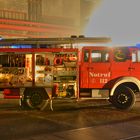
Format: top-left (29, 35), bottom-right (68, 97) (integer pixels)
top-left (84, 0), bottom-right (140, 46)
top-left (11, 45), bottom-right (32, 48)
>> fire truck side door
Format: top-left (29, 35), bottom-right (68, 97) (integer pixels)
top-left (129, 48), bottom-right (140, 79)
top-left (88, 48), bottom-right (111, 88)
top-left (111, 47), bottom-right (131, 79)
top-left (80, 49), bottom-right (90, 88)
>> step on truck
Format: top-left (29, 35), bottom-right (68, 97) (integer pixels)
top-left (0, 36), bottom-right (139, 110)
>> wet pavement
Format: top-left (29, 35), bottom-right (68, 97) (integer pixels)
top-left (0, 99), bottom-right (140, 140)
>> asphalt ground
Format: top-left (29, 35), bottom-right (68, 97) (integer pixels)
top-left (0, 98), bottom-right (140, 140)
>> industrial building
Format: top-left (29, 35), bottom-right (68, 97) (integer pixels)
top-left (0, 0), bottom-right (101, 38)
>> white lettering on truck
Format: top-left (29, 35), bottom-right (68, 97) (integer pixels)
top-left (89, 72), bottom-right (111, 78)
top-left (89, 72), bottom-right (111, 84)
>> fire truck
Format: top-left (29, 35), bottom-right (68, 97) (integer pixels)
top-left (0, 36), bottom-right (139, 110)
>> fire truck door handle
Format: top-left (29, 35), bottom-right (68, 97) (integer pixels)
top-left (87, 67), bottom-right (94, 70)
top-left (128, 67), bottom-right (135, 70)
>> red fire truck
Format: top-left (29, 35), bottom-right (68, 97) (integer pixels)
top-left (0, 36), bottom-right (139, 110)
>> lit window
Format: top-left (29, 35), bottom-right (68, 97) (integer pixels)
top-left (91, 50), bottom-right (109, 62)
top-left (132, 51), bottom-right (137, 62)
top-left (132, 50), bottom-right (140, 62)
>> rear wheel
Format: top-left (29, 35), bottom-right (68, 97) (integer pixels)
top-left (22, 88), bottom-right (49, 110)
top-left (111, 85), bottom-right (136, 110)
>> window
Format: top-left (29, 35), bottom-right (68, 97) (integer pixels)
top-left (114, 48), bottom-right (129, 62)
top-left (132, 50), bottom-right (140, 62)
top-left (84, 50), bottom-right (89, 62)
top-left (91, 50), bottom-right (109, 62)
top-left (138, 51), bottom-right (140, 62)
top-left (132, 51), bottom-right (137, 62)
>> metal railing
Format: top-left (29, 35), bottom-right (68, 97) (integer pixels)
top-left (0, 9), bottom-right (27, 20)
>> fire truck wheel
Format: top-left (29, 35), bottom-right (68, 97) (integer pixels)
top-left (112, 85), bottom-right (136, 110)
top-left (23, 88), bottom-right (49, 110)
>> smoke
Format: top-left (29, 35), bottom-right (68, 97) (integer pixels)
top-left (85, 0), bottom-right (140, 45)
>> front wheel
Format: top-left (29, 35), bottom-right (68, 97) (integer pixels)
top-left (111, 85), bottom-right (136, 110)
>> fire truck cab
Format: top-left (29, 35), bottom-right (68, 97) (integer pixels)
top-left (80, 46), bottom-right (140, 109)
top-left (0, 37), bottom-right (139, 110)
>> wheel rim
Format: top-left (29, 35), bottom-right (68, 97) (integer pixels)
top-left (30, 92), bottom-right (43, 107)
top-left (112, 85), bottom-right (135, 110)
top-left (117, 93), bottom-right (129, 104)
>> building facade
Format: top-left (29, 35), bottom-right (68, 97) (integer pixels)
top-left (0, 0), bottom-right (101, 38)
